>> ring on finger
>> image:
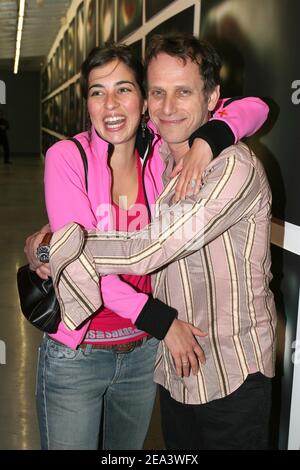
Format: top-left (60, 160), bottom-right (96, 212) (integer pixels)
top-left (190, 179), bottom-right (197, 189)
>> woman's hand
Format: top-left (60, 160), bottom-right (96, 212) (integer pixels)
top-left (24, 224), bottom-right (51, 280)
top-left (171, 138), bottom-right (213, 202)
top-left (164, 318), bottom-right (207, 377)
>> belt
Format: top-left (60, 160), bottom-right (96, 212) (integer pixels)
top-left (78, 335), bottom-right (152, 353)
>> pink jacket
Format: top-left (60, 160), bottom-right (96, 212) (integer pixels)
top-left (45, 97), bottom-right (269, 348)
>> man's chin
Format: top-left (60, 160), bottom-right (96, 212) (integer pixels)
top-left (159, 135), bottom-right (189, 145)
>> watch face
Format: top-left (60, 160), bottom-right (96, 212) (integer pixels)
top-left (37, 245), bottom-right (50, 263)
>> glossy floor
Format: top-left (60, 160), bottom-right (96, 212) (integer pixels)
top-left (0, 155), bottom-right (164, 450)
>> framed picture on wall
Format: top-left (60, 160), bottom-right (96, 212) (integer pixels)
top-left (47, 61), bottom-right (51, 94)
top-left (145, 0), bottom-right (174, 21)
top-left (42, 101), bottom-right (47, 128)
top-left (76, 2), bottom-right (85, 72)
top-left (98, 0), bottom-right (114, 46)
top-left (53, 93), bottom-right (62, 133)
top-left (117, 0), bottom-right (142, 41)
top-left (48, 97), bottom-right (54, 130)
top-left (146, 7), bottom-right (194, 46)
top-left (52, 50), bottom-right (57, 90)
top-left (68, 19), bottom-right (75, 79)
top-left (63, 30), bottom-right (68, 82)
top-left (69, 83), bottom-right (76, 136)
top-left (86, 0), bottom-right (97, 56)
top-left (41, 68), bottom-right (48, 98)
top-left (62, 87), bottom-right (69, 136)
top-left (57, 40), bottom-right (63, 86)
top-left (75, 79), bottom-right (84, 134)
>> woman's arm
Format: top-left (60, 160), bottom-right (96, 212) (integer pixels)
top-left (45, 139), bottom-right (177, 338)
top-left (172, 96), bottom-right (269, 200)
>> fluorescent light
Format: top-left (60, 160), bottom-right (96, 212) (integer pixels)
top-left (19, 0), bottom-right (25, 18)
top-left (14, 0), bottom-right (26, 74)
top-left (17, 16), bottom-right (24, 31)
top-left (16, 30), bottom-right (22, 43)
top-left (14, 50), bottom-right (20, 74)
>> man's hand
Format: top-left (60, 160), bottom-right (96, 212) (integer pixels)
top-left (170, 138), bottom-right (213, 202)
top-left (24, 224), bottom-right (51, 280)
top-left (164, 318), bottom-right (207, 377)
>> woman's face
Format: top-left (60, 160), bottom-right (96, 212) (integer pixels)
top-left (87, 59), bottom-right (146, 148)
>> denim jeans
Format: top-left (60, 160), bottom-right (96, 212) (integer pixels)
top-left (36, 335), bottom-right (159, 450)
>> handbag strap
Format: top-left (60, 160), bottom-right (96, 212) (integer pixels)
top-left (67, 137), bottom-right (88, 192)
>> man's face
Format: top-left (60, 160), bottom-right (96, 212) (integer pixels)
top-left (147, 53), bottom-right (219, 147)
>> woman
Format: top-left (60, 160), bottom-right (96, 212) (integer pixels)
top-left (27, 44), bottom-right (268, 450)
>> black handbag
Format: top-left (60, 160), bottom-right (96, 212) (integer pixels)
top-left (16, 137), bottom-right (89, 333)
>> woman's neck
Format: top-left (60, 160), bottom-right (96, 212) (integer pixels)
top-left (109, 141), bottom-right (136, 171)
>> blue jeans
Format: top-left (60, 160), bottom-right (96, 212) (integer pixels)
top-left (36, 335), bottom-right (159, 450)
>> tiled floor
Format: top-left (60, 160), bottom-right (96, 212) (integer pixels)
top-left (0, 155), bottom-right (164, 450)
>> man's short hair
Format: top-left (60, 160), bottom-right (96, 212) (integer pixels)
top-left (145, 33), bottom-right (221, 97)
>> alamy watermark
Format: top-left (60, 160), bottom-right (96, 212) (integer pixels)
top-left (0, 80), bottom-right (6, 104)
top-left (0, 340), bottom-right (6, 365)
top-left (94, 200), bottom-right (205, 249)
top-left (291, 80), bottom-right (300, 105)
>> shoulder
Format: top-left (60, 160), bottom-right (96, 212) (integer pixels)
top-left (218, 142), bottom-right (266, 180)
top-left (206, 142), bottom-right (259, 174)
top-left (45, 132), bottom-right (90, 164)
top-left (200, 142), bottom-right (262, 194)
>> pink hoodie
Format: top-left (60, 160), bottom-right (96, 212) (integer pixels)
top-left (45, 97), bottom-right (269, 348)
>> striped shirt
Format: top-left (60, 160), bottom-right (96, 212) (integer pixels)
top-left (50, 142), bottom-right (276, 404)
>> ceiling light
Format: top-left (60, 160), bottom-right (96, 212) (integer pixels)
top-left (14, 0), bottom-right (26, 74)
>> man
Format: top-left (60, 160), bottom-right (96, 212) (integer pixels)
top-left (0, 110), bottom-right (11, 164)
top-left (52, 34), bottom-right (275, 450)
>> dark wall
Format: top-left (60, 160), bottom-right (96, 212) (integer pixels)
top-left (200, 0), bottom-right (300, 450)
top-left (200, 0), bottom-right (299, 226)
top-left (0, 71), bottom-right (40, 156)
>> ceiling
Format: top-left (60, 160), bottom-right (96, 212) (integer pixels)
top-left (0, 0), bottom-right (71, 71)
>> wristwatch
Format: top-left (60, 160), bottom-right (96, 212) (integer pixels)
top-left (36, 232), bottom-right (52, 263)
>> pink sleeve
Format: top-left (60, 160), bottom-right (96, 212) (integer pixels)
top-left (45, 140), bottom-right (149, 322)
top-left (211, 97), bottom-right (269, 141)
top-left (100, 275), bottom-right (148, 324)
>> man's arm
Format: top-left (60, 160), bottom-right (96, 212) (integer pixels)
top-left (86, 147), bottom-right (261, 276)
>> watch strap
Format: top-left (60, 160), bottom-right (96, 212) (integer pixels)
top-left (40, 232), bottom-right (52, 246)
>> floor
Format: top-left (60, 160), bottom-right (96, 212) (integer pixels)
top-left (0, 155), bottom-right (164, 450)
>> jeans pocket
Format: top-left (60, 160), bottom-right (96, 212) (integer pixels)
top-left (145, 336), bottom-right (160, 349)
top-left (46, 338), bottom-right (81, 360)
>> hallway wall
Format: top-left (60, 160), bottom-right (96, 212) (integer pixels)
top-left (0, 71), bottom-right (40, 156)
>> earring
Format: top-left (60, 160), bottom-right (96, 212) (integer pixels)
top-left (141, 114), bottom-right (147, 138)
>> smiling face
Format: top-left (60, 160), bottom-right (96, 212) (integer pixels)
top-left (87, 59), bottom-right (146, 149)
top-left (147, 53), bottom-right (219, 151)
